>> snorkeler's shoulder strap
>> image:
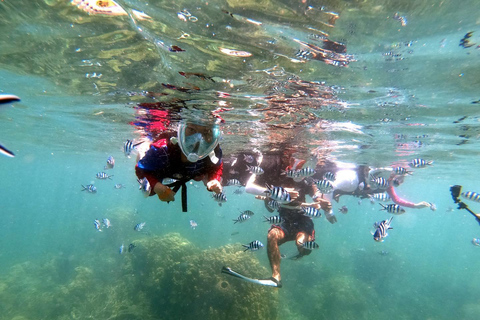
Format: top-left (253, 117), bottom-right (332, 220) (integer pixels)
top-left (170, 179), bottom-right (189, 212)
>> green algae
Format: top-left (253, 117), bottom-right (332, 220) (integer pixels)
top-left (0, 233), bottom-right (277, 319)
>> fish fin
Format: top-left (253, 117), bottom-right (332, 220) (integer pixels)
top-left (379, 203), bottom-right (386, 209)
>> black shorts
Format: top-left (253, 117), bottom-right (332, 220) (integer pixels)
top-left (272, 207), bottom-right (315, 242)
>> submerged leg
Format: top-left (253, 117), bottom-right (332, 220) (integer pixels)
top-left (267, 227), bottom-right (286, 282)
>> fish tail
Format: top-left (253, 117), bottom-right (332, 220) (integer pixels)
top-left (81, 185), bottom-right (86, 191)
top-left (379, 203), bottom-right (386, 210)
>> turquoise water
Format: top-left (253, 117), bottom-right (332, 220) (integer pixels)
top-left (1, 0), bottom-right (480, 319)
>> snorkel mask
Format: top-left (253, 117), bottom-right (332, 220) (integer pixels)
top-left (177, 121), bottom-right (221, 163)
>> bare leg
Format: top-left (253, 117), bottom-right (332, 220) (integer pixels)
top-left (295, 232), bottom-right (313, 256)
top-left (267, 228), bottom-right (286, 282)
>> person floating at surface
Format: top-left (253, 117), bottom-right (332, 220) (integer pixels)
top-left (235, 153), bottom-right (332, 288)
top-left (135, 119), bottom-right (223, 212)
top-left (368, 167), bottom-right (432, 210)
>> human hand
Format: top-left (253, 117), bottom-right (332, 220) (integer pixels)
top-left (154, 182), bottom-right (175, 202)
top-left (414, 201), bottom-right (431, 209)
top-left (283, 187), bottom-right (299, 201)
top-left (313, 198), bottom-right (332, 212)
top-left (207, 179), bottom-right (223, 194)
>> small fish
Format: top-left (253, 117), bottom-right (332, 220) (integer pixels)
top-left (119, 244), bottom-right (125, 254)
top-left (189, 220), bottom-right (198, 229)
top-left (409, 158), bottom-right (433, 168)
top-left (114, 184), bottom-right (125, 189)
top-left (302, 241), bottom-right (320, 250)
top-left (231, 231), bottom-right (239, 236)
top-left (267, 199), bottom-right (280, 211)
top-left (393, 167), bottom-right (411, 175)
top-left (284, 169), bottom-right (301, 179)
top-left (225, 179), bottom-right (242, 187)
top-left (241, 210), bottom-right (255, 216)
top-left (393, 12), bottom-right (407, 27)
top-left (242, 240), bottom-right (264, 252)
top-left (323, 172), bottom-right (336, 181)
top-left (373, 217), bottom-right (393, 242)
top-left (124, 139), bottom-right (142, 157)
top-left (134, 222), bottom-right (146, 231)
top-left (265, 184), bottom-right (292, 204)
top-left (96, 172), bottom-right (113, 180)
top-left (338, 206), bottom-right (348, 214)
top-left (137, 178), bottom-right (151, 195)
top-left (243, 154), bottom-right (254, 163)
top-left (105, 156), bottom-right (115, 169)
top-left (233, 213), bottom-right (251, 224)
top-left (370, 192), bottom-right (391, 202)
top-left (296, 167), bottom-right (316, 178)
top-left (233, 188), bottom-right (244, 195)
top-left (472, 238), bottom-right (480, 247)
top-left (213, 192), bottom-right (227, 206)
top-left (302, 207), bottom-right (322, 218)
top-left (315, 179), bottom-right (334, 193)
top-left (162, 178), bottom-right (178, 185)
top-left (371, 177), bottom-right (389, 189)
top-left (128, 243), bottom-right (136, 252)
top-left (94, 219), bottom-right (102, 232)
top-left (102, 218), bottom-right (111, 228)
top-left (461, 191), bottom-right (480, 203)
top-left (246, 165), bottom-right (264, 175)
top-left (81, 184), bottom-right (97, 193)
top-left (263, 215), bottom-right (283, 224)
top-left (379, 203), bottom-right (405, 214)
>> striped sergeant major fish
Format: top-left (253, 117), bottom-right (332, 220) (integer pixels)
top-left (265, 184), bottom-right (292, 204)
top-left (323, 171), bottom-right (336, 181)
top-left (393, 166), bottom-right (411, 175)
top-left (105, 156), bottom-right (115, 169)
top-left (233, 213), bottom-right (251, 224)
top-left (119, 244), bottom-right (125, 254)
top-left (124, 139), bottom-right (142, 157)
top-left (102, 218), bottom-right (111, 228)
top-left (371, 177), bottom-right (389, 189)
top-left (96, 172), bottom-right (113, 180)
top-left (302, 241), bottom-right (319, 250)
top-left (213, 192), bottom-right (227, 206)
top-left (373, 217), bottom-right (393, 242)
top-left (302, 207), bottom-right (322, 218)
top-left (370, 192), bottom-right (391, 203)
top-left (225, 179), bottom-right (242, 186)
top-left (461, 191), bottom-right (480, 203)
top-left (409, 158), bottom-right (433, 168)
top-left (315, 179), bottom-right (334, 193)
top-left (242, 240), bottom-right (264, 252)
top-left (134, 222), bottom-right (146, 231)
top-left (137, 178), bottom-right (151, 195)
top-left (240, 210), bottom-right (255, 216)
top-left (81, 184), bottom-right (97, 193)
top-left (267, 199), bottom-right (280, 211)
top-left (94, 219), bottom-right (102, 232)
top-left (379, 203), bottom-right (405, 214)
top-left (263, 215), bottom-right (283, 224)
top-left (246, 165), bottom-right (264, 175)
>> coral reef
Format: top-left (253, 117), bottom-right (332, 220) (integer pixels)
top-left (0, 233), bottom-right (277, 319)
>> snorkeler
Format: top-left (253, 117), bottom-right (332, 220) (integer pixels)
top-left (135, 119), bottom-right (223, 212)
top-left (223, 153), bottom-right (331, 288)
top-left (367, 167), bottom-right (432, 210)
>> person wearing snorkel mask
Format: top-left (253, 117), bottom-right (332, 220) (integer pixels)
top-left (135, 121), bottom-right (223, 211)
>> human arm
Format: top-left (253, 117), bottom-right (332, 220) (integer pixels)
top-left (206, 149), bottom-right (224, 194)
